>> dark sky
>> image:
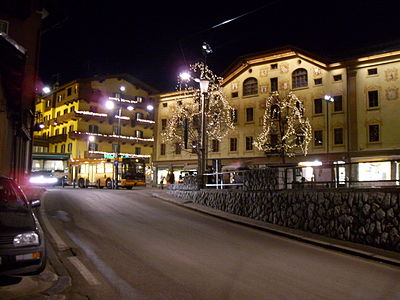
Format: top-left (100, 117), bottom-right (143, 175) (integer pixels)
top-left (39, 0), bottom-right (400, 93)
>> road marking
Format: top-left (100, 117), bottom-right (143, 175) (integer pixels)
top-left (67, 256), bottom-right (100, 285)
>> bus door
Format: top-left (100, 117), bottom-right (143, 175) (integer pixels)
top-left (88, 164), bottom-right (96, 184)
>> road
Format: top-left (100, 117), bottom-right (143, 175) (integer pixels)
top-left (41, 188), bottom-right (400, 300)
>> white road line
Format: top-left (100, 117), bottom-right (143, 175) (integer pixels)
top-left (67, 256), bottom-right (100, 286)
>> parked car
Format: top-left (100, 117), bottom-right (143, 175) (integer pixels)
top-left (0, 175), bottom-right (46, 276)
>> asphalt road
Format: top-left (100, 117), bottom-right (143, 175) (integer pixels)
top-left (42, 188), bottom-right (400, 300)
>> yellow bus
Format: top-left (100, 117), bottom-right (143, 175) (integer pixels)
top-left (68, 157), bottom-right (146, 189)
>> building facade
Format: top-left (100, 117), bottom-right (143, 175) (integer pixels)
top-left (0, 1), bottom-right (43, 183)
top-left (154, 47), bottom-right (400, 184)
top-left (33, 74), bottom-right (158, 180)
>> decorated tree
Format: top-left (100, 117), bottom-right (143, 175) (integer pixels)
top-left (161, 62), bottom-right (235, 172)
top-left (254, 91), bottom-right (312, 163)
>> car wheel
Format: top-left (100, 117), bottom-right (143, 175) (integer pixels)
top-left (78, 178), bottom-right (85, 188)
top-left (106, 178), bottom-right (112, 189)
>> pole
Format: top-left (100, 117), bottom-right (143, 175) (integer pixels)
top-left (115, 105), bottom-right (122, 189)
top-left (200, 92), bottom-right (206, 182)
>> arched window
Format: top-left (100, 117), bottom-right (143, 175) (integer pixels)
top-left (243, 78), bottom-right (258, 96)
top-left (292, 68), bottom-right (308, 89)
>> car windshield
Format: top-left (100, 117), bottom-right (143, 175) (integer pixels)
top-left (0, 178), bottom-right (34, 230)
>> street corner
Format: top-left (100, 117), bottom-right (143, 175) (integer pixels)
top-left (0, 266), bottom-right (60, 300)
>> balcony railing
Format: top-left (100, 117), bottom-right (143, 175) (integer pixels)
top-left (69, 131), bottom-right (154, 146)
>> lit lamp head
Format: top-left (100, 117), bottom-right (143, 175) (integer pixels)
top-left (88, 135), bottom-right (95, 143)
top-left (179, 72), bottom-right (191, 81)
top-left (105, 100), bottom-right (115, 110)
top-left (127, 105), bottom-right (134, 111)
top-left (324, 95), bottom-right (334, 102)
top-left (42, 86), bottom-right (51, 94)
top-left (147, 104), bottom-right (154, 111)
top-left (119, 86), bottom-right (126, 92)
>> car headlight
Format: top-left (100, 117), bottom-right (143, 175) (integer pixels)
top-left (13, 232), bottom-right (40, 247)
top-left (29, 176), bottom-right (58, 184)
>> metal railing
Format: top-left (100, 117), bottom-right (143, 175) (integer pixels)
top-left (203, 170), bottom-right (246, 189)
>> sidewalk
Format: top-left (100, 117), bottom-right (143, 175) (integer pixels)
top-left (151, 188), bottom-right (400, 267)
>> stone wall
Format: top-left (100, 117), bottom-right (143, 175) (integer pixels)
top-left (169, 188), bottom-right (400, 252)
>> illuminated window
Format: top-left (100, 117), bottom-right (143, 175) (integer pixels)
top-left (67, 143), bottom-right (72, 152)
top-left (89, 143), bottom-right (98, 151)
top-left (368, 90), bottom-right (379, 108)
top-left (135, 130), bottom-right (143, 138)
top-left (112, 144), bottom-right (120, 153)
top-left (368, 124), bottom-right (380, 142)
top-left (292, 68), bottom-right (308, 88)
top-left (314, 130), bottom-right (323, 146)
top-left (243, 78), bottom-right (258, 96)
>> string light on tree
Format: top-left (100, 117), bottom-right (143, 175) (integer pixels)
top-left (254, 91), bottom-right (312, 162)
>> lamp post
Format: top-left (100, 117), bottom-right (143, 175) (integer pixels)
top-left (199, 79), bottom-right (210, 182)
top-left (323, 95), bottom-right (334, 162)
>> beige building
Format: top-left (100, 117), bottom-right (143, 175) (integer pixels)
top-left (33, 74), bottom-right (158, 178)
top-left (154, 46), bottom-right (400, 184)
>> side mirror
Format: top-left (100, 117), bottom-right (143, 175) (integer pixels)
top-left (30, 199), bottom-right (41, 208)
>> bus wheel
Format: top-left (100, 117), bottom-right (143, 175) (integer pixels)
top-left (106, 178), bottom-right (112, 189)
top-left (78, 178), bottom-right (85, 188)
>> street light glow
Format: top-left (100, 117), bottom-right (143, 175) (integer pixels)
top-left (88, 135), bottom-right (95, 142)
top-left (324, 95), bottom-right (334, 102)
top-left (105, 100), bottom-right (115, 110)
top-left (42, 86), bottom-right (51, 94)
top-left (127, 105), bottom-right (134, 111)
top-left (119, 86), bottom-right (126, 92)
top-left (147, 105), bottom-right (154, 111)
top-left (179, 72), bottom-right (191, 81)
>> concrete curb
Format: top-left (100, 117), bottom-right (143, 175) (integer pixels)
top-left (151, 190), bottom-right (400, 267)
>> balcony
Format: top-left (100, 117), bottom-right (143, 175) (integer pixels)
top-left (69, 131), bottom-right (154, 146)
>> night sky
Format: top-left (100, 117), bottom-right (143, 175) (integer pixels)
top-left (39, 0), bottom-right (400, 93)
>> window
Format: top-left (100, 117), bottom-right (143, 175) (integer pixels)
top-left (296, 101), bottom-right (304, 116)
top-left (292, 68), bottom-right (308, 88)
top-left (57, 95), bottom-right (62, 102)
top-left (231, 92), bottom-right (238, 98)
top-left (369, 124), bottom-right (380, 142)
top-left (54, 145), bottom-right (58, 153)
top-left (90, 106), bottom-right (98, 113)
top-left (89, 124), bottom-right (99, 133)
top-left (67, 87), bottom-right (72, 96)
top-left (270, 77), bottom-right (278, 92)
top-left (333, 74), bottom-right (342, 81)
top-left (211, 139), bottom-right (219, 152)
top-left (161, 119), bottom-right (167, 130)
top-left (0, 20), bottom-right (9, 34)
top-left (230, 138), bottom-right (237, 151)
top-left (333, 95), bottom-right (343, 112)
top-left (55, 129), bottom-right (59, 135)
top-left (70, 106), bottom-right (75, 112)
top-left (175, 143), bottom-right (181, 155)
top-left (113, 126), bottom-right (121, 135)
top-left (135, 147), bottom-right (141, 155)
top-left (231, 109), bottom-right (238, 123)
top-left (61, 144), bottom-right (66, 153)
top-left (246, 107), bottom-right (254, 122)
top-left (135, 130), bottom-right (143, 138)
top-left (160, 144), bottom-right (166, 155)
top-left (67, 143), bottom-right (72, 153)
top-left (245, 136), bottom-right (253, 151)
top-left (271, 104), bottom-right (280, 119)
top-left (368, 68), bottom-right (378, 75)
top-left (62, 127), bottom-right (67, 134)
top-left (112, 144), bottom-right (120, 153)
top-left (314, 78), bottom-right (322, 85)
top-left (162, 103), bottom-right (168, 107)
top-left (89, 143), bottom-right (98, 151)
top-left (368, 90), bottom-right (379, 108)
top-left (334, 128), bottom-right (344, 145)
top-left (270, 134), bottom-right (278, 146)
top-left (57, 111), bottom-right (61, 117)
top-left (64, 109), bottom-right (68, 115)
top-left (314, 98), bottom-right (322, 114)
top-left (243, 78), bottom-right (258, 96)
top-left (271, 63), bottom-right (278, 69)
top-left (136, 112), bottom-right (144, 119)
top-left (69, 125), bottom-right (74, 132)
top-left (46, 100), bottom-right (51, 107)
top-left (314, 130), bottom-right (323, 146)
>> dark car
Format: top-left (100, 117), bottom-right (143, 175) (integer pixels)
top-left (0, 175), bottom-right (46, 276)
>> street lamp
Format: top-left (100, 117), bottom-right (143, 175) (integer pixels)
top-left (323, 95), bottom-right (334, 162)
top-left (42, 86), bottom-right (51, 94)
top-left (106, 85), bottom-right (125, 189)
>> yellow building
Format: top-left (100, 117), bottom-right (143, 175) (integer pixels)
top-left (154, 46), bottom-right (400, 184)
top-left (33, 74), bottom-right (158, 178)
